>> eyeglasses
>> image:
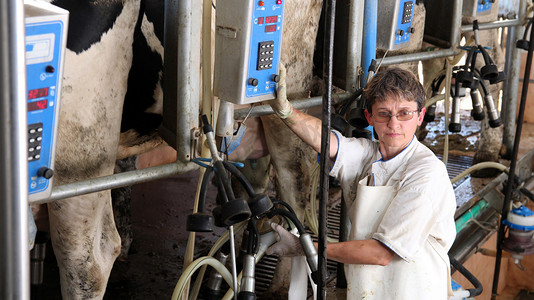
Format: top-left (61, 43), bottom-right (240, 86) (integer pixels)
top-left (371, 110), bottom-right (419, 123)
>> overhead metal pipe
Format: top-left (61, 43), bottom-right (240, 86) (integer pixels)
top-left (461, 19), bottom-right (522, 32)
top-left (0, 0), bottom-right (30, 298)
top-left (233, 92), bottom-right (354, 119)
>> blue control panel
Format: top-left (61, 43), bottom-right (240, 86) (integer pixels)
top-left (393, 0), bottom-right (414, 48)
top-left (477, 0), bottom-right (493, 15)
top-left (25, 1), bottom-right (68, 201)
top-left (245, 0), bottom-right (284, 100)
top-left (463, 0), bottom-right (493, 16)
top-left (377, 0), bottom-right (415, 50)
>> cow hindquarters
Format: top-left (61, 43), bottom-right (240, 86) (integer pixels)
top-left (261, 114), bottom-right (317, 298)
top-left (48, 191), bottom-right (121, 299)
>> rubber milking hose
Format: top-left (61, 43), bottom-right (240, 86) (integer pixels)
top-left (222, 161), bottom-right (255, 198)
top-left (267, 208), bottom-right (306, 234)
top-left (198, 166), bottom-right (213, 213)
top-left (450, 258), bottom-right (483, 297)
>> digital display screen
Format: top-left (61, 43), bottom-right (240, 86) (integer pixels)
top-left (28, 87), bottom-right (49, 100)
top-left (258, 17), bottom-right (264, 24)
top-left (265, 16), bottom-right (278, 23)
top-left (265, 25), bottom-right (277, 33)
top-left (28, 99), bottom-right (48, 112)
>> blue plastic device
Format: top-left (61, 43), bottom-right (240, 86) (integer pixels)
top-left (245, 0), bottom-right (284, 100)
top-left (25, 1), bottom-right (68, 201)
top-left (393, 0), bottom-right (414, 48)
top-left (214, 0), bottom-right (285, 104)
top-left (477, 1), bottom-right (493, 15)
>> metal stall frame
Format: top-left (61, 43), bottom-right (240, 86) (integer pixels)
top-left (28, 0), bottom-right (201, 206)
top-left (1, 0), bottom-right (30, 298)
top-left (2, 0), bottom-right (528, 297)
top-left (4, 0), bottom-right (200, 296)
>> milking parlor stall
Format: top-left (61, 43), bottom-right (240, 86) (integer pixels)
top-left (3, 0), bottom-right (534, 299)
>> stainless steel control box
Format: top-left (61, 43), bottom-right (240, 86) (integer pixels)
top-left (377, 0), bottom-right (415, 50)
top-left (214, 0), bottom-right (285, 104)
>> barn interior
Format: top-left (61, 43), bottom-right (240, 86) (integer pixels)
top-left (2, 0), bottom-right (534, 300)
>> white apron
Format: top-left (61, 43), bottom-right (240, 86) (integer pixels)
top-left (345, 176), bottom-right (452, 300)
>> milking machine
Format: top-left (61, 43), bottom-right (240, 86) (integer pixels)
top-left (446, 20), bottom-right (503, 133)
top-left (173, 115), bottom-right (322, 299)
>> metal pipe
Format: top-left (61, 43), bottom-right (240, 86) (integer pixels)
top-left (0, 0), bottom-right (30, 297)
top-left (318, 0), bottom-right (336, 297)
top-left (344, 0), bottom-right (364, 92)
top-left (33, 161), bottom-right (198, 204)
top-left (461, 19), bottom-right (522, 32)
top-left (380, 48), bottom-right (460, 66)
top-left (233, 92), bottom-right (354, 119)
top-left (502, 0), bottom-right (528, 158)
top-left (491, 6), bottom-right (534, 298)
top-left (163, 0), bottom-right (200, 162)
top-left (360, 0), bottom-right (377, 86)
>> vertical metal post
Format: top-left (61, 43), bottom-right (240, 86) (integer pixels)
top-left (162, 0), bottom-right (200, 162)
top-left (360, 0), bottom-right (377, 86)
top-left (344, 0), bottom-right (364, 91)
top-left (0, 0), bottom-right (30, 298)
top-left (319, 0), bottom-right (336, 298)
top-left (502, 0), bottom-right (527, 158)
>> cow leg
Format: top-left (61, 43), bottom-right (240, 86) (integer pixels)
top-left (111, 156), bottom-right (138, 261)
top-left (261, 114), bottom-right (317, 298)
top-left (48, 192), bottom-right (121, 299)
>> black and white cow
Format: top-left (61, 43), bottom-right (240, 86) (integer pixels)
top-left (40, 0), bottom-right (324, 298)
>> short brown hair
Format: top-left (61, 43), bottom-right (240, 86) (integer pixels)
top-left (363, 67), bottom-right (425, 112)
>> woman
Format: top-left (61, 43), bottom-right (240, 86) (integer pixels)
top-left (266, 66), bottom-right (457, 299)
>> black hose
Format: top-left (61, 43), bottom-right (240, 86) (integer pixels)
top-left (266, 208), bottom-right (306, 234)
top-left (491, 15), bottom-right (534, 300)
top-left (474, 71), bottom-right (489, 96)
top-left (271, 199), bottom-right (298, 217)
top-left (246, 221), bottom-right (256, 254)
top-left (222, 161), bottom-right (255, 198)
top-left (213, 171), bottom-right (229, 205)
top-left (198, 166), bottom-right (214, 212)
top-left (450, 258), bottom-right (483, 297)
top-left (213, 160), bottom-right (236, 203)
top-left (478, 44), bottom-right (495, 66)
